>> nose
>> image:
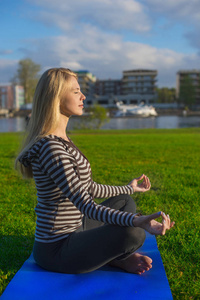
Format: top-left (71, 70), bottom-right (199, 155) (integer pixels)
top-left (81, 92), bottom-right (86, 101)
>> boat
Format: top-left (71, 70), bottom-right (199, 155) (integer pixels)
top-left (115, 102), bottom-right (158, 117)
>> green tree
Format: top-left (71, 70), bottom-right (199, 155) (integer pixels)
top-left (179, 75), bottom-right (196, 108)
top-left (14, 58), bottom-right (41, 104)
top-left (156, 87), bottom-right (176, 103)
top-left (88, 103), bottom-right (109, 129)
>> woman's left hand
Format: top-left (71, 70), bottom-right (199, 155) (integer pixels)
top-left (133, 211), bottom-right (175, 235)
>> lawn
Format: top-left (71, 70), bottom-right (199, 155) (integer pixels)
top-left (0, 128), bottom-right (200, 299)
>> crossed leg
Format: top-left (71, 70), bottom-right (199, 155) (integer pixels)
top-left (33, 195), bottom-right (153, 274)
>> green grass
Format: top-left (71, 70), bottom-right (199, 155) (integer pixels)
top-left (0, 129), bottom-right (200, 299)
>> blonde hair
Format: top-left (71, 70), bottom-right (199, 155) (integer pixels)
top-left (15, 67), bottom-right (78, 178)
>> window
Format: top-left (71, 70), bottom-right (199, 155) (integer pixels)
top-left (98, 100), bottom-right (108, 105)
top-left (130, 100), bottom-right (137, 104)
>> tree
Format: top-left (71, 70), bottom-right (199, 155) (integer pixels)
top-left (179, 75), bottom-right (196, 109)
top-left (88, 103), bottom-right (109, 129)
top-left (73, 103), bottom-right (109, 130)
top-left (14, 58), bottom-right (41, 104)
top-left (156, 87), bottom-right (176, 103)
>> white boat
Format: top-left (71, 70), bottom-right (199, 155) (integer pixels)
top-left (115, 102), bottom-right (158, 117)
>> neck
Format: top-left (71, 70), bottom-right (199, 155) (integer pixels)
top-left (51, 114), bottom-right (70, 140)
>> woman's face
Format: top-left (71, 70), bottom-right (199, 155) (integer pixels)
top-left (60, 76), bottom-right (86, 117)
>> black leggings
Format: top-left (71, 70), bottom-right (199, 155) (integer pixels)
top-left (33, 195), bottom-right (145, 274)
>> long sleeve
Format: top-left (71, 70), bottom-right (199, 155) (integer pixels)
top-left (91, 181), bottom-right (133, 199)
top-left (39, 138), bottom-right (136, 228)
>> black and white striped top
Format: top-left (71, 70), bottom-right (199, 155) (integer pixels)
top-left (20, 135), bottom-right (136, 243)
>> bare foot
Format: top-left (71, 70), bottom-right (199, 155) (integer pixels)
top-left (109, 253), bottom-right (152, 275)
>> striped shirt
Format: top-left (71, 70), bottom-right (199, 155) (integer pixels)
top-left (20, 135), bottom-right (135, 243)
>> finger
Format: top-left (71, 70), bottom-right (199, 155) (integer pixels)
top-left (144, 176), bottom-right (149, 187)
top-left (147, 211), bottom-right (162, 221)
top-left (170, 221), bottom-right (175, 228)
top-left (162, 212), bottom-right (168, 224)
top-left (136, 174), bottom-right (145, 181)
top-left (148, 178), bottom-right (151, 188)
top-left (165, 213), bottom-right (174, 229)
top-left (141, 176), bottom-right (149, 188)
top-left (163, 213), bottom-right (175, 232)
top-left (161, 212), bottom-right (170, 234)
top-left (144, 176), bottom-right (151, 189)
top-left (147, 178), bottom-right (151, 189)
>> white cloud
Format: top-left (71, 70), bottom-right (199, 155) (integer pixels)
top-left (141, 0), bottom-right (200, 53)
top-left (143, 0), bottom-right (200, 23)
top-left (28, 0), bottom-right (151, 33)
top-left (1, 0), bottom-right (199, 87)
top-left (18, 25), bottom-right (200, 87)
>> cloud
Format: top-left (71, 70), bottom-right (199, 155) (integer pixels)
top-left (26, 0), bottom-right (200, 56)
top-left (1, 0), bottom-right (199, 87)
top-left (18, 24), bottom-right (200, 87)
top-left (143, 0), bottom-right (200, 22)
top-left (140, 1), bottom-right (200, 54)
top-left (28, 0), bottom-right (151, 33)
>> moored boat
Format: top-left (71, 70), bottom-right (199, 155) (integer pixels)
top-left (115, 102), bottom-right (158, 117)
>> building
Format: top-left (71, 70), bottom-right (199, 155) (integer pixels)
top-left (92, 79), bottom-right (121, 107)
top-left (75, 69), bottom-right (158, 108)
top-left (176, 70), bottom-right (200, 107)
top-left (76, 70), bottom-right (96, 96)
top-left (95, 79), bottom-right (122, 96)
top-left (121, 69), bottom-right (158, 105)
top-left (0, 84), bottom-right (24, 111)
top-left (75, 70), bottom-right (96, 106)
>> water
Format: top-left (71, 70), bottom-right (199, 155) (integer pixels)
top-left (0, 117), bottom-right (27, 132)
top-left (0, 115), bottom-right (200, 132)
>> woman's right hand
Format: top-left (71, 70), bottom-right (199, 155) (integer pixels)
top-left (133, 211), bottom-right (175, 235)
top-left (129, 174), bottom-right (151, 192)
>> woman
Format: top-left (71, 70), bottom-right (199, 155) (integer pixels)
top-left (15, 68), bottom-right (174, 275)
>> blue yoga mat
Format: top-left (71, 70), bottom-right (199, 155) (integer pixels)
top-left (1, 232), bottom-right (173, 300)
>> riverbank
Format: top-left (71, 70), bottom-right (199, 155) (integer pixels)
top-left (1, 114), bottom-right (200, 132)
top-left (0, 129), bottom-right (199, 299)
top-left (156, 108), bottom-right (200, 116)
top-left (2, 107), bottom-right (200, 119)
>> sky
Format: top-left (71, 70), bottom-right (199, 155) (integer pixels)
top-left (0, 0), bottom-right (200, 87)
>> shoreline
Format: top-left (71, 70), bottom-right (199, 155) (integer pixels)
top-left (1, 108), bottom-right (200, 119)
top-left (14, 109), bottom-right (200, 117)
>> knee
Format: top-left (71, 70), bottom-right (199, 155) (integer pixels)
top-left (119, 226), bottom-right (146, 250)
top-left (124, 194), bottom-right (135, 204)
top-left (124, 195), bottom-right (136, 212)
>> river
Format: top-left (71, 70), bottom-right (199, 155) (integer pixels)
top-left (0, 115), bottom-right (200, 132)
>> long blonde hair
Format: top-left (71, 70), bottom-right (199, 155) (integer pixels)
top-left (15, 67), bottom-right (78, 178)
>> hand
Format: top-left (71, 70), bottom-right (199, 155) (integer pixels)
top-left (129, 174), bottom-right (151, 192)
top-left (133, 211), bottom-right (175, 235)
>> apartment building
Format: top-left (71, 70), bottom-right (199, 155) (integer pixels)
top-left (92, 79), bottom-right (121, 107)
top-left (75, 70), bottom-right (96, 107)
top-left (95, 79), bottom-right (122, 96)
top-left (121, 69), bottom-right (158, 105)
top-left (75, 70), bottom-right (96, 101)
top-left (0, 84), bottom-right (24, 110)
top-left (176, 70), bottom-right (200, 106)
top-left (74, 69), bottom-right (158, 108)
